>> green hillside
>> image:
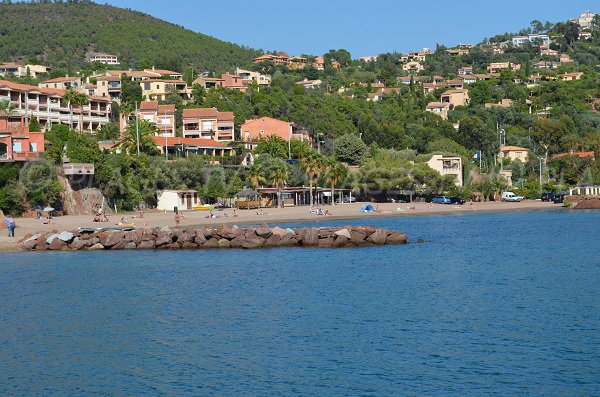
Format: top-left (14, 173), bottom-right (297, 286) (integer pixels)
top-left (0, 0), bottom-right (260, 72)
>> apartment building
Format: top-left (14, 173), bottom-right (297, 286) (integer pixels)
top-left (182, 108), bottom-right (235, 142)
top-left (235, 68), bottom-right (271, 86)
top-left (0, 80), bottom-right (111, 133)
top-left (95, 75), bottom-right (122, 101)
top-left (139, 101), bottom-right (176, 137)
top-left (426, 155), bottom-right (463, 186)
top-left (0, 116), bottom-right (45, 162)
top-left (39, 76), bottom-right (82, 90)
top-left (140, 79), bottom-right (188, 101)
top-left (88, 53), bottom-right (119, 65)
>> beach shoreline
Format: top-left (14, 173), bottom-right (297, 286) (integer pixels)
top-left (1, 200), bottom-right (562, 252)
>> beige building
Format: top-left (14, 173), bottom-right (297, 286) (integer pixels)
top-left (441, 89), bottom-right (470, 107)
top-left (39, 76), bottom-right (82, 91)
top-left (0, 80), bottom-right (111, 133)
top-left (427, 154), bottom-right (463, 186)
top-left (499, 145), bottom-right (529, 162)
top-left (0, 63), bottom-right (51, 78)
top-left (88, 53), bottom-right (119, 65)
top-left (140, 79), bottom-right (188, 101)
top-left (235, 68), bottom-right (271, 86)
top-left (426, 102), bottom-right (451, 120)
top-left (402, 61), bottom-right (424, 73)
top-left (182, 108), bottom-right (235, 142)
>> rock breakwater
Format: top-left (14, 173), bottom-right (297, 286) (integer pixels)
top-left (18, 225), bottom-right (408, 251)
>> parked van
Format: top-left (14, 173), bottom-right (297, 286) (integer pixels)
top-left (501, 191), bottom-right (524, 202)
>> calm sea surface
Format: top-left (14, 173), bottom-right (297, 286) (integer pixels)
top-left (1, 209), bottom-right (599, 396)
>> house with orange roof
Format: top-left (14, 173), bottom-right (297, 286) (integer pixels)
top-left (552, 151), bottom-right (596, 161)
top-left (235, 68), bottom-right (271, 86)
top-left (240, 117), bottom-right (311, 150)
top-left (487, 62), bottom-right (521, 73)
top-left (143, 68), bottom-right (182, 79)
top-left (0, 116), bottom-right (45, 162)
top-left (441, 89), bottom-right (470, 107)
top-left (499, 145), bottom-right (529, 162)
top-left (289, 56), bottom-right (307, 70)
top-left (221, 73), bottom-right (247, 92)
top-left (296, 78), bottom-right (322, 89)
top-left (253, 53), bottom-right (290, 67)
top-left (96, 75), bottom-right (122, 101)
top-left (402, 61), bottom-right (424, 73)
top-left (182, 108), bottom-right (234, 142)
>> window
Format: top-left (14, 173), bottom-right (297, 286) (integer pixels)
top-left (13, 141), bottom-right (22, 153)
top-left (144, 83), bottom-right (150, 90)
top-left (161, 118), bottom-right (170, 125)
top-left (516, 152), bottom-right (522, 158)
top-left (202, 121), bottom-right (212, 131)
top-left (30, 143), bottom-right (37, 152)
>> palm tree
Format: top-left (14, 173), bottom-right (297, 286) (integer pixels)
top-left (325, 157), bottom-right (347, 205)
top-left (256, 135), bottom-right (287, 159)
top-left (269, 159), bottom-right (289, 208)
top-left (63, 89), bottom-right (89, 132)
top-left (0, 99), bottom-right (16, 119)
top-left (122, 119), bottom-right (159, 155)
top-left (246, 163), bottom-right (266, 189)
top-left (301, 152), bottom-right (324, 206)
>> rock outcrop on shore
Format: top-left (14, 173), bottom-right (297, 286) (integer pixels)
top-left (569, 196), bottom-right (600, 209)
top-left (18, 225), bottom-right (408, 251)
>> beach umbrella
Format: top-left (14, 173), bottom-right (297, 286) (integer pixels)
top-left (43, 207), bottom-right (55, 212)
top-left (32, 205), bottom-right (44, 210)
top-left (360, 204), bottom-right (374, 213)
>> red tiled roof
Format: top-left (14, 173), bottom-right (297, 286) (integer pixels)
top-left (158, 104), bottom-right (176, 114)
top-left (182, 108), bottom-right (218, 118)
top-left (217, 111), bottom-right (234, 121)
top-left (42, 76), bottom-right (79, 83)
top-left (501, 146), bottom-right (529, 152)
top-left (140, 101), bottom-right (158, 110)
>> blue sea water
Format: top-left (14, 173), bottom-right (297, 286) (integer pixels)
top-left (0, 209), bottom-right (599, 396)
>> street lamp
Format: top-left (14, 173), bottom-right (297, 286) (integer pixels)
top-left (135, 101), bottom-right (140, 156)
top-left (499, 128), bottom-right (505, 173)
top-left (539, 157), bottom-right (543, 192)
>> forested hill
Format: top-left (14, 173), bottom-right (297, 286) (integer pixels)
top-left (0, 0), bottom-right (260, 72)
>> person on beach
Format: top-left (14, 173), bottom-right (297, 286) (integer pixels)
top-left (233, 209), bottom-right (238, 218)
top-left (4, 215), bottom-right (16, 237)
top-left (175, 212), bottom-right (184, 227)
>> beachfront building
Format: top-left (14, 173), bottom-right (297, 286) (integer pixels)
top-left (156, 189), bottom-right (202, 211)
top-left (426, 154), bottom-right (463, 186)
top-left (151, 136), bottom-right (234, 158)
top-left (0, 80), bottom-right (111, 133)
top-left (0, 116), bottom-right (45, 162)
top-left (240, 116), bottom-right (311, 150)
top-left (182, 108), bottom-right (235, 142)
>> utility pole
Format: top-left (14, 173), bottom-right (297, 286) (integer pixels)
top-left (135, 101), bottom-right (140, 156)
top-left (539, 157), bottom-right (543, 193)
top-left (499, 128), bottom-right (505, 174)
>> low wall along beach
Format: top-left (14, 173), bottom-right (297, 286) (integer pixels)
top-left (18, 225), bottom-right (408, 251)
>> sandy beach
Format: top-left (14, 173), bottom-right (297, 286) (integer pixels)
top-left (0, 200), bottom-right (562, 252)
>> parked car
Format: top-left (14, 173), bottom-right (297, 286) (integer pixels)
top-left (541, 192), bottom-right (555, 202)
top-left (449, 197), bottom-right (465, 205)
top-left (553, 192), bottom-right (566, 204)
top-left (431, 196), bottom-right (451, 204)
top-left (501, 191), bottom-right (524, 202)
top-left (336, 195), bottom-right (357, 203)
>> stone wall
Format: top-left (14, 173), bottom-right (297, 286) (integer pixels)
top-left (18, 225), bottom-right (408, 251)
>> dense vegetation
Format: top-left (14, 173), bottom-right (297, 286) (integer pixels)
top-left (0, 0), bottom-right (260, 72)
top-left (1, 4), bottom-right (600, 215)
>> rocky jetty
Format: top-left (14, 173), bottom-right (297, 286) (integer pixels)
top-left (18, 225), bottom-right (408, 251)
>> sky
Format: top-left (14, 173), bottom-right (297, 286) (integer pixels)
top-left (101, 0), bottom-right (598, 57)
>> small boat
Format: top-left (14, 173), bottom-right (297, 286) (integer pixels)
top-left (192, 204), bottom-right (214, 211)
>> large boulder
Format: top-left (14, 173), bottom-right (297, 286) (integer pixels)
top-left (386, 231), bottom-right (407, 244)
top-left (255, 225), bottom-right (272, 238)
top-left (99, 231), bottom-right (125, 248)
top-left (55, 231), bottom-right (74, 243)
top-left (137, 240), bottom-right (156, 249)
top-left (300, 228), bottom-right (319, 246)
top-left (155, 232), bottom-right (172, 247)
top-left (367, 229), bottom-right (387, 245)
